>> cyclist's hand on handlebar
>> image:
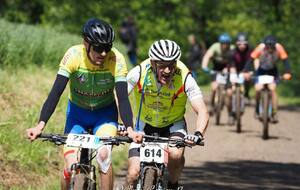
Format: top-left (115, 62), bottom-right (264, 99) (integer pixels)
top-left (282, 73), bottom-right (292, 80)
top-left (127, 127), bottom-right (143, 143)
top-left (243, 72), bottom-right (251, 81)
top-left (117, 124), bottom-right (127, 136)
top-left (184, 132), bottom-right (203, 146)
top-left (202, 67), bottom-right (211, 74)
top-left (26, 121), bottom-right (45, 141)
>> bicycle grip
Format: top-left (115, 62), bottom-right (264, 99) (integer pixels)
top-left (117, 136), bottom-right (133, 143)
top-left (38, 133), bottom-right (53, 139)
top-left (196, 140), bottom-right (205, 146)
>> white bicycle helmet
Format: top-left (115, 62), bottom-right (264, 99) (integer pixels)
top-left (148, 39), bottom-right (181, 61)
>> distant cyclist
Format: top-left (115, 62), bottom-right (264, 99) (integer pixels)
top-left (243, 35), bottom-right (292, 123)
top-left (201, 33), bottom-right (235, 124)
top-left (26, 18), bottom-right (142, 190)
top-left (123, 39), bottom-right (209, 189)
top-left (230, 32), bottom-right (253, 104)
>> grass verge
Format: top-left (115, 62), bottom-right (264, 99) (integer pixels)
top-left (0, 65), bottom-right (128, 190)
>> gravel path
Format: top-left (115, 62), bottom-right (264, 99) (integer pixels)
top-left (114, 101), bottom-right (300, 190)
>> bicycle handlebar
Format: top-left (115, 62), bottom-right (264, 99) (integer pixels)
top-left (99, 136), bottom-right (133, 145)
top-left (38, 133), bottom-right (67, 145)
top-left (37, 133), bottom-right (132, 146)
top-left (143, 135), bottom-right (204, 147)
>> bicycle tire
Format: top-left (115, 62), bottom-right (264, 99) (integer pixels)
top-left (73, 173), bottom-right (88, 190)
top-left (236, 87), bottom-right (242, 133)
top-left (87, 166), bottom-right (96, 190)
top-left (70, 148), bottom-right (94, 190)
top-left (262, 90), bottom-right (269, 140)
top-left (87, 180), bottom-right (96, 190)
top-left (215, 86), bottom-right (224, 125)
top-left (142, 167), bottom-right (157, 190)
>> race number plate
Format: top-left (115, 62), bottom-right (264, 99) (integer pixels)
top-left (258, 75), bottom-right (274, 84)
top-left (140, 142), bottom-right (168, 164)
top-left (216, 73), bottom-right (227, 84)
top-left (66, 134), bottom-right (103, 149)
top-left (230, 73), bottom-right (244, 84)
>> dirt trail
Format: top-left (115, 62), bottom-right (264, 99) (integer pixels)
top-left (114, 100), bottom-right (300, 190)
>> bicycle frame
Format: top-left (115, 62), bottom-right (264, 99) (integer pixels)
top-left (135, 135), bottom-right (204, 190)
top-left (37, 133), bottom-right (131, 190)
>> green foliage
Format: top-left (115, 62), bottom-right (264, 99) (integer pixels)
top-left (0, 65), bottom-right (64, 189)
top-left (0, 0), bottom-right (299, 99)
top-left (0, 19), bottom-right (80, 67)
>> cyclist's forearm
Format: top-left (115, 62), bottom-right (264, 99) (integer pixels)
top-left (196, 106), bottom-right (209, 136)
top-left (201, 51), bottom-right (212, 69)
top-left (39, 74), bottom-right (68, 124)
top-left (115, 81), bottom-right (134, 127)
top-left (191, 98), bottom-right (209, 136)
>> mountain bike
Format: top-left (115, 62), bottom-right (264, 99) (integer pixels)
top-left (230, 73), bottom-right (245, 133)
top-left (135, 134), bottom-right (204, 190)
top-left (256, 75), bottom-right (276, 140)
top-left (214, 72), bottom-right (228, 125)
top-left (37, 133), bottom-right (131, 190)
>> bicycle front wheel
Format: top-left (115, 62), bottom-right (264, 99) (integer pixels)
top-left (215, 86), bottom-right (224, 125)
top-left (142, 167), bottom-right (157, 190)
top-left (69, 173), bottom-right (88, 190)
top-left (262, 90), bottom-right (269, 140)
top-left (236, 87), bottom-right (242, 133)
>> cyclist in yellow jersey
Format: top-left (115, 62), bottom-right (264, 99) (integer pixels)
top-left (26, 18), bottom-right (142, 190)
top-left (123, 40), bottom-right (209, 189)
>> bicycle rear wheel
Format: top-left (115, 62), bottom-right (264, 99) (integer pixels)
top-left (142, 167), bottom-right (157, 190)
top-left (262, 90), bottom-right (269, 140)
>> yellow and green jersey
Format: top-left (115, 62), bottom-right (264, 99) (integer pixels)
top-left (58, 44), bottom-right (127, 110)
top-left (132, 59), bottom-right (190, 127)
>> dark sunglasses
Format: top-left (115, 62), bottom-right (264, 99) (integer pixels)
top-left (237, 42), bottom-right (248, 46)
top-left (265, 44), bottom-right (275, 49)
top-left (155, 61), bottom-right (176, 69)
top-left (92, 44), bottom-right (112, 53)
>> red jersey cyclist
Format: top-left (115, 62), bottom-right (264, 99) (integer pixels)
top-left (243, 35), bottom-right (292, 123)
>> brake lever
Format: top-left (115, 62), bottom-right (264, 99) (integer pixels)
top-left (54, 141), bottom-right (64, 146)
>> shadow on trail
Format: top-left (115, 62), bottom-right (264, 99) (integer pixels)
top-left (278, 105), bottom-right (300, 112)
top-left (227, 129), bottom-right (255, 134)
top-left (181, 160), bottom-right (300, 190)
top-left (245, 133), bottom-right (292, 141)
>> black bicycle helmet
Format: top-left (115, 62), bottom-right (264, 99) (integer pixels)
top-left (236, 32), bottom-right (248, 44)
top-left (82, 18), bottom-right (115, 46)
top-left (263, 35), bottom-right (277, 48)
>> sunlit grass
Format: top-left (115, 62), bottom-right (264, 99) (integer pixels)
top-left (0, 65), bottom-right (128, 189)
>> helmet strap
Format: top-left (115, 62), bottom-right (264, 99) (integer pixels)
top-left (86, 43), bottom-right (92, 61)
top-left (150, 60), bottom-right (159, 80)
